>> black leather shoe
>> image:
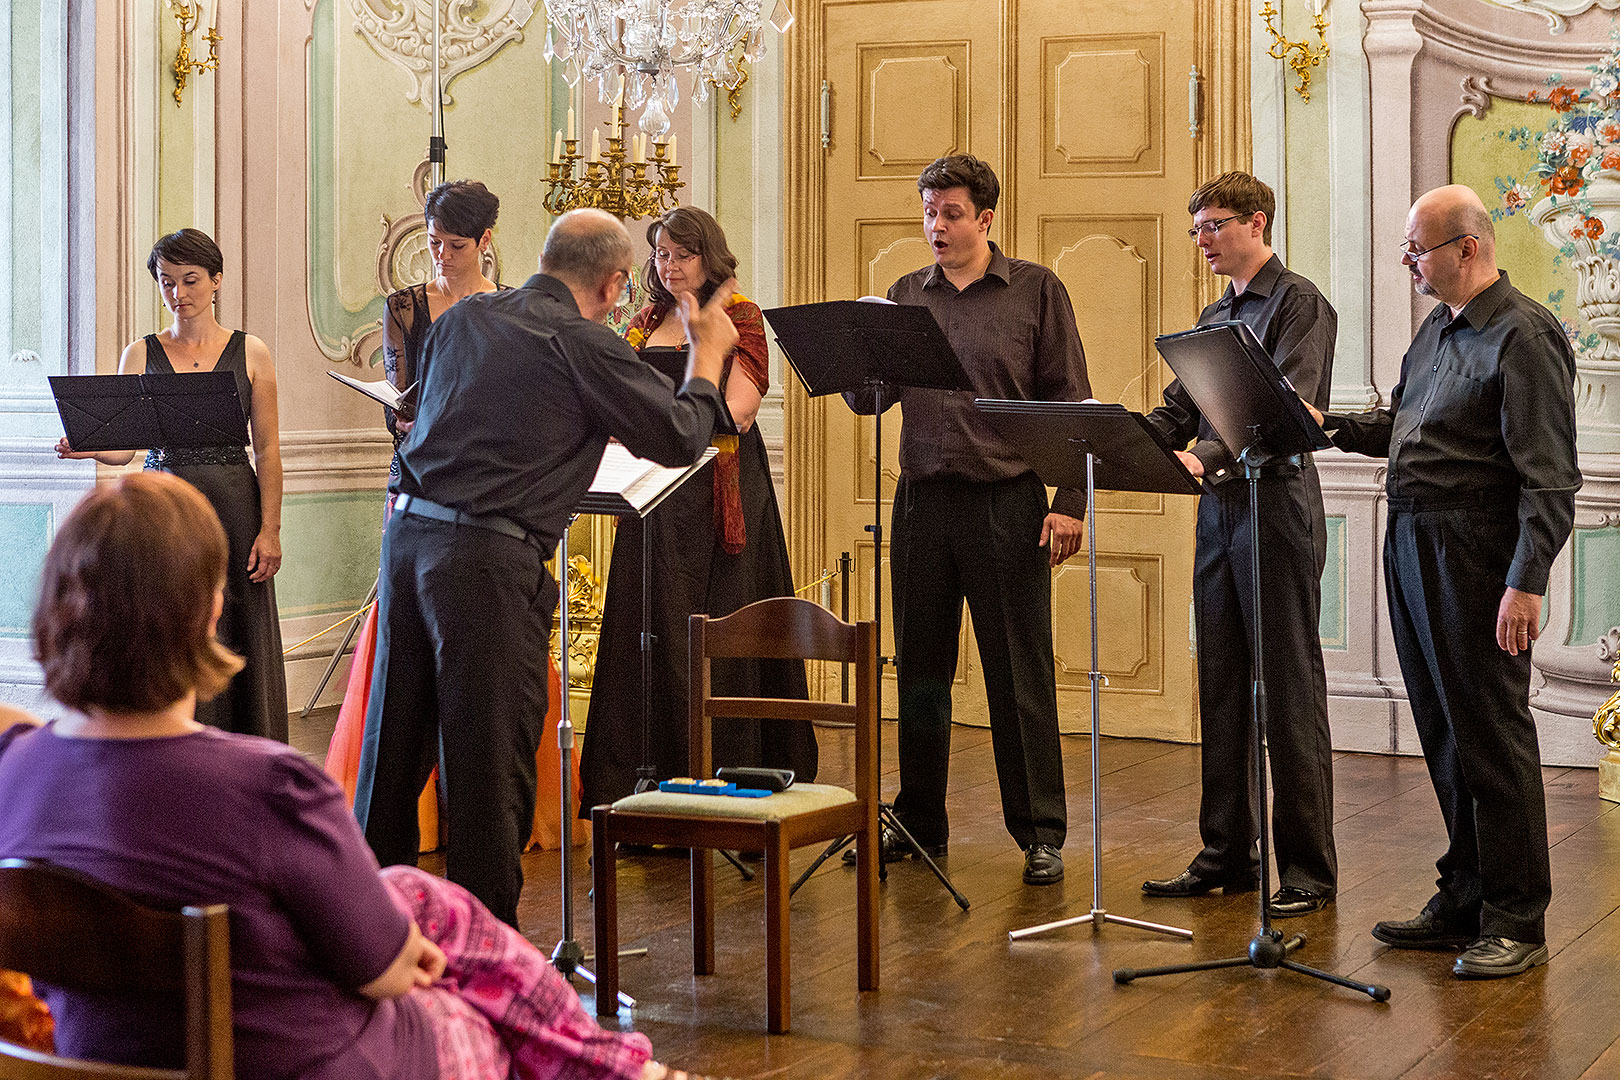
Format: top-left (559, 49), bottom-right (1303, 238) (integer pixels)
top-left (1268, 886), bottom-right (1329, 918)
top-left (1371, 909), bottom-right (1476, 951)
top-left (1141, 869), bottom-right (1259, 897)
top-left (1023, 844), bottom-right (1064, 885)
top-left (1452, 936), bottom-right (1549, 979)
top-left (840, 825), bottom-right (946, 866)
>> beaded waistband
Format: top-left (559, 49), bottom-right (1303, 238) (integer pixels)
top-left (145, 445), bottom-right (250, 469)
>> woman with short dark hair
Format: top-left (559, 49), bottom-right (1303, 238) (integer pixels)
top-left (0, 471), bottom-right (708, 1080)
top-left (55, 227), bottom-right (287, 741)
top-left (579, 206), bottom-right (817, 810)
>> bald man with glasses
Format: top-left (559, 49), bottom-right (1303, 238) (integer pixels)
top-left (1308, 185), bottom-right (1581, 978)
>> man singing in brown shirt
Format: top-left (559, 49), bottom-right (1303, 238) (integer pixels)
top-left (848, 154), bottom-right (1091, 885)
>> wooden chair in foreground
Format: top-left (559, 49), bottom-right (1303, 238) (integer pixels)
top-left (0, 858), bottom-right (233, 1080)
top-left (591, 596), bottom-right (879, 1034)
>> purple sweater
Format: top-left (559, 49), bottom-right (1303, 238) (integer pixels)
top-left (0, 722), bottom-right (435, 1080)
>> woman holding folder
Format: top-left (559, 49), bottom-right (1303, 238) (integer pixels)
top-left (55, 227), bottom-right (287, 742)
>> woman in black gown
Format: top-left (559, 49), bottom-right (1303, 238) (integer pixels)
top-left (56, 228), bottom-right (287, 741)
top-left (580, 207), bottom-right (816, 811)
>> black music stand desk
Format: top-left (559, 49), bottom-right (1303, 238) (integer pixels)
top-left (1110, 321), bottom-right (1389, 1002)
top-left (976, 400), bottom-right (1199, 943)
top-left (763, 298), bottom-right (973, 910)
top-left (51, 371), bottom-right (247, 452)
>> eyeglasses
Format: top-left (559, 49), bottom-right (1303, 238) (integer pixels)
top-left (652, 248), bottom-right (700, 264)
top-left (1187, 213), bottom-right (1249, 240)
top-left (1399, 234), bottom-right (1477, 261)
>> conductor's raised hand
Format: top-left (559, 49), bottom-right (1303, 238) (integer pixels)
top-left (676, 278), bottom-right (740, 387)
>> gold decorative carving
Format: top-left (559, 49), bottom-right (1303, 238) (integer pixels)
top-left (551, 554), bottom-right (604, 690)
top-left (1596, 628), bottom-right (1620, 750)
top-left (1258, 0), bottom-right (1329, 103)
top-left (165, 1), bottom-right (221, 107)
top-left (707, 53), bottom-right (751, 121)
top-left (543, 99), bottom-right (685, 220)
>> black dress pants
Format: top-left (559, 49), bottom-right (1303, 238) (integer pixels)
top-left (1384, 497), bottom-right (1550, 944)
top-left (1186, 468), bottom-right (1338, 896)
top-left (889, 472), bottom-right (1066, 851)
top-left (354, 512), bottom-right (558, 929)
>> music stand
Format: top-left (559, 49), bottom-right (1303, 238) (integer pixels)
top-left (975, 401), bottom-right (1198, 944)
top-left (763, 299), bottom-right (972, 910)
top-left (552, 445), bottom-right (716, 1007)
top-left (50, 371), bottom-right (247, 451)
top-left (1110, 321), bottom-right (1390, 1002)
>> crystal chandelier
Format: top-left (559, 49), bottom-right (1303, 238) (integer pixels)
top-left (541, 0), bottom-right (795, 137)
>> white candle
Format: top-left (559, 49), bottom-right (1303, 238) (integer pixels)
top-left (634, 135), bottom-right (645, 163)
top-left (590, 129), bottom-right (601, 162)
top-left (566, 108), bottom-right (576, 141)
top-left (1313, 0), bottom-right (1325, 14)
top-left (668, 134), bottom-right (677, 166)
top-left (552, 129), bottom-right (562, 163)
top-left (615, 73), bottom-right (625, 107)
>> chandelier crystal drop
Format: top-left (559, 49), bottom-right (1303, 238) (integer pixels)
top-left (543, 0), bottom-right (795, 137)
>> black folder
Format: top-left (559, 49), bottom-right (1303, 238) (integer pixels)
top-left (50, 371), bottom-right (249, 452)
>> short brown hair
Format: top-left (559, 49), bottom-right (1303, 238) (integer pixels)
top-left (917, 155), bottom-right (1000, 215)
top-left (33, 473), bottom-right (242, 712)
top-left (1189, 172), bottom-right (1275, 245)
top-left (642, 206), bottom-right (739, 308)
top-left (424, 179), bottom-right (500, 239)
top-left (147, 228), bottom-right (224, 281)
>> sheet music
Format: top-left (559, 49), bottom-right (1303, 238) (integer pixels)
top-left (328, 369), bottom-right (404, 410)
top-left (580, 443), bottom-right (718, 517)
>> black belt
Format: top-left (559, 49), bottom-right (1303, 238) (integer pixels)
top-left (1386, 488), bottom-right (1515, 512)
top-left (394, 493), bottom-right (539, 548)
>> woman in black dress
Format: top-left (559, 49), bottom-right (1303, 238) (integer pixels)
top-left (56, 228), bottom-right (287, 741)
top-left (580, 207), bottom-right (817, 811)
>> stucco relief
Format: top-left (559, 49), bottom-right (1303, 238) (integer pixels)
top-left (349, 0), bottom-right (537, 106)
top-left (1472, 0), bottom-right (1620, 34)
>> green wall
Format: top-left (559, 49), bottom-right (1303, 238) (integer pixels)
top-left (0, 503), bottom-right (50, 638)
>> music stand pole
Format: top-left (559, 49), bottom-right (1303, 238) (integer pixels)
top-left (300, 573), bottom-right (378, 717)
top-left (1112, 445), bottom-right (1388, 1000)
top-left (1009, 451), bottom-right (1190, 942)
top-left (551, 517), bottom-right (640, 1008)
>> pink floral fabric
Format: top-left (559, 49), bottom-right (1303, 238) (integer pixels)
top-left (380, 866), bottom-right (652, 1080)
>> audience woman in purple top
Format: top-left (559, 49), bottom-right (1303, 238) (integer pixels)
top-left (0, 471), bottom-right (709, 1080)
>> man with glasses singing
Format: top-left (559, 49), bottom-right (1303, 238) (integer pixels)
top-left (1141, 171), bottom-right (1340, 919)
top-left (356, 208), bottom-right (732, 927)
top-left (1306, 185), bottom-right (1580, 978)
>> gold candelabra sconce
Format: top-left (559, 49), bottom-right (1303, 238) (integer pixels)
top-left (543, 87), bottom-right (684, 220)
top-left (706, 51), bottom-right (750, 123)
top-left (1259, 0), bottom-right (1329, 103)
top-left (166, 0), bottom-right (220, 108)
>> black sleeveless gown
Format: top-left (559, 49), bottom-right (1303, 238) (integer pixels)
top-left (143, 331), bottom-right (289, 741)
top-left (579, 346), bottom-right (817, 810)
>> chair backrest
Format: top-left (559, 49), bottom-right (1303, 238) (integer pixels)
top-left (0, 859), bottom-right (233, 1080)
top-left (688, 596), bottom-right (879, 807)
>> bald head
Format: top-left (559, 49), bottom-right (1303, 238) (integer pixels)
top-left (541, 208), bottom-right (634, 290)
top-left (1411, 185), bottom-right (1495, 257)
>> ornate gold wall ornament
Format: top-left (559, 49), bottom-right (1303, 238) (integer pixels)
top-left (1595, 628), bottom-right (1620, 750)
top-left (348, 0), bottom-right (537, 107)
top-left (707, 53), bottom-right (751, 121)
top-left (551, 554), bottom-right (604, 689)
top-left (1259, 0), bottom-right (1329, 103)
top-left (166, 0), bottom-right (220, 107)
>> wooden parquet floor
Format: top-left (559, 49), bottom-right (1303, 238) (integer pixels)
top-left (292, 712), bottom-right (1620, 1080)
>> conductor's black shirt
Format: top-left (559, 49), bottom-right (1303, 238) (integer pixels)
top-left (847, 242), bottom-right (1093, 517)
top-left (1324, 271), bottom-right (1581, 594)
top-left (1146, 254), bottom-right (1337, 486)
top-left (393, 273), bottom-right (724, 551)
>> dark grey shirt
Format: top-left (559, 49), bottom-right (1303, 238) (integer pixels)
top-left (1324, 271), bottom-right (1581, 594)
top-left (394, 273), bottom-right (724, 551)
top-left (848, 243), bottom-right (1092, 516)
top-left (1146, 254), bottom-right (1336, 486)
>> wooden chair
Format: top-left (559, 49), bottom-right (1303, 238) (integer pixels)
top-left (0, 859), bottom-right (233, 1080)
top-left (592, 596), bottom-right (879, 1033)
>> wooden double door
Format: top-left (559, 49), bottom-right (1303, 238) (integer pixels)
top-left (785, 0), bottom-right (1250, 740)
